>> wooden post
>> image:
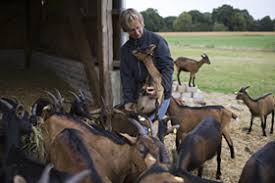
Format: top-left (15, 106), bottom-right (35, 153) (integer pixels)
top-left (112, 0), bottom-right (123, 61)
top-left (97, 0), bottom-right (114, 130)
top-left (65, 0), bottom-right (101, 107)
top-left (97, 0), bottom-right (113, 107)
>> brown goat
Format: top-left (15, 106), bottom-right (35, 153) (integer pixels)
top-left (238, 140), bottom-right (275, 183)
top-left (236, 86), bottom-right (275, 136)
top-left (168, 97), bottom-right (236, 158)
top-left (175, 54), bottom-right (210, 87)
top-left (135, 154), bottom-right (222, 183)
top-left (176, 117), bottom-right (224, 179)
top-left (41, 114), bottom-right (165, 183)
top-left (132, 44), bottom-right (164, 114)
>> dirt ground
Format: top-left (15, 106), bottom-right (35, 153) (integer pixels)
top-left (1, 60), bottom-right (274, 183)
top-left (164, 92), bottom-right (275, 183)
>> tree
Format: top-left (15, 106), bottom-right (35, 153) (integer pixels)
top-left (257, 16), bottom-right (273, 31)
top-left (162, 16), bottom-right (177, 32)
top-left (173, 12), bottom-right (192, 31)
top-left (212, 4), bottom-right (234, 30)
top-left (140, 8), bottom-right (164, 32)
top-left (213, 22), bottom-right (228, 31)
top-left (230, 11), bottom-right (247, 31)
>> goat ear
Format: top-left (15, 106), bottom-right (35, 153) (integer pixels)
top-left (41, 105), bottom-right (52, 120)
top-left (15, 104), bottom-right (25, 119)
top-left (13, 175), bottom-right (27, 183)
top-left (144, 153), bottom-right (156, 168)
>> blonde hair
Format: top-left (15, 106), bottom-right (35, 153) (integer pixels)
top-left (120, 8), bottom-right (144, 32)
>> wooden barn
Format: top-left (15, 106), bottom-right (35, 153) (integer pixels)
top-left (0, 0), bottom-right (126, 108)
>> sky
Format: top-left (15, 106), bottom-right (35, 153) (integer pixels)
top-left (125, 0), bottom-right (275, 20)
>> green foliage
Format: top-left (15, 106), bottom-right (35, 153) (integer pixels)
top-left (141, 8), bottom-right (164, 32)
top-left (257, 16), bottom-right (274, 31)
top-left (173, 12), bottom-right (192, 31)
top-left (162, 16), bottom-right (177, 32)
top-left (139, 5), bottom-right (273, 32)
top-left (213, 22), bottom-right (228, 31)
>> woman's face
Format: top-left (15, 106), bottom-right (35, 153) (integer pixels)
top-left (127, 19), bottom-right (144, 40)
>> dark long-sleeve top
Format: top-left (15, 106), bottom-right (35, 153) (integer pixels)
top-left (120, 29), bottom-right (174, 104)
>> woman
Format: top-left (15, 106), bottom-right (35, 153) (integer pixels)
top-left (120, 8), bottom-right (174, 121)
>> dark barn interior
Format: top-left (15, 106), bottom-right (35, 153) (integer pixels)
top-left (0, 0), bottom-right (124, 109)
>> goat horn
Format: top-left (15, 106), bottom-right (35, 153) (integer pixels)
top-left (54, 88), bottom-right (64, 104)
top-left (0, 99), bottom-right (13, 110)
top-left (243, 86), bottom-right (250, 90)
top-left (66, 170), bottom-right (91, 183)
top-left (128, 118), bottom-right (148, 136)
top-left (69, 91), bottom-right (81, 102)
top-left (113, 108), bottom-right (126, 115)
top-left (90, 107), bottom-right (102, 114)
top-left (44, 90), bottom-right (59, 105)
top-left (38, 164), bottom-right (54, 183)
top-left (31, 103), bottom-right (38, 115)
top-left (78, 89), bottom-right (86, 99)
top-left (10, 96), bottom-right (19, 104)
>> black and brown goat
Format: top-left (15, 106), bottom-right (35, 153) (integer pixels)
top-left (41, 113), bottom-right (168, 183)
top-left (175, 53), bottom-right (210, 87)
top-left (132, 44), bottom-right (164, 114)
top-left (0, 98), bottom-right (32, 161)
top-left (168, 97), bottom-right (236, 158)
top-left (135, 154), bottom-right (221, 183)
top-left (235, 86), bottom-right (275, 136)
top-left (47, 128), bottom-right (103, 183)
top-left (69, 90), bottom-right (92, 121)
top-left (238, 140), bottom-right (275, 183)
top-left (0, 147), bottom-right (72, 183)
top-left (176, 117), bottom-right (224, 179)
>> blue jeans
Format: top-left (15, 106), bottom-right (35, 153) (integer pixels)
top-left (149, 99), bottom-right (170, 121)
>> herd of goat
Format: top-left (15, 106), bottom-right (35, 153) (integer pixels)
top-left (0, 44), bottom-right (275, 183)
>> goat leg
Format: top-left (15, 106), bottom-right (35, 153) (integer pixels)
top-left (271, 110), bottom-right (274, 134)
top-left (222, 130), bottom-right (235, 158)
top-left (247, 116), bottom-right (254, 134)
top-left (192, 75), bottom-right (196, 87)
top-left (188, 74), bottom-right (192, 87)
top-left (177, 70), bottom-right (182, 85)
top-left (216, 140), bottom-right (222, 179)
top-left (260, 116), bottom-right (267, 136)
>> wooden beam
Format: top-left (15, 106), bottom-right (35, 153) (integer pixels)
top-left (65, 0), bottom-right (100, 107)
top-left (97, 0), bottom-right (113, 107)
top-left (24, 0), bottom-right (42, 68)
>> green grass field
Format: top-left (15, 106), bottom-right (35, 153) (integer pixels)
top-left (159, 32), bottom-right (275, 97)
